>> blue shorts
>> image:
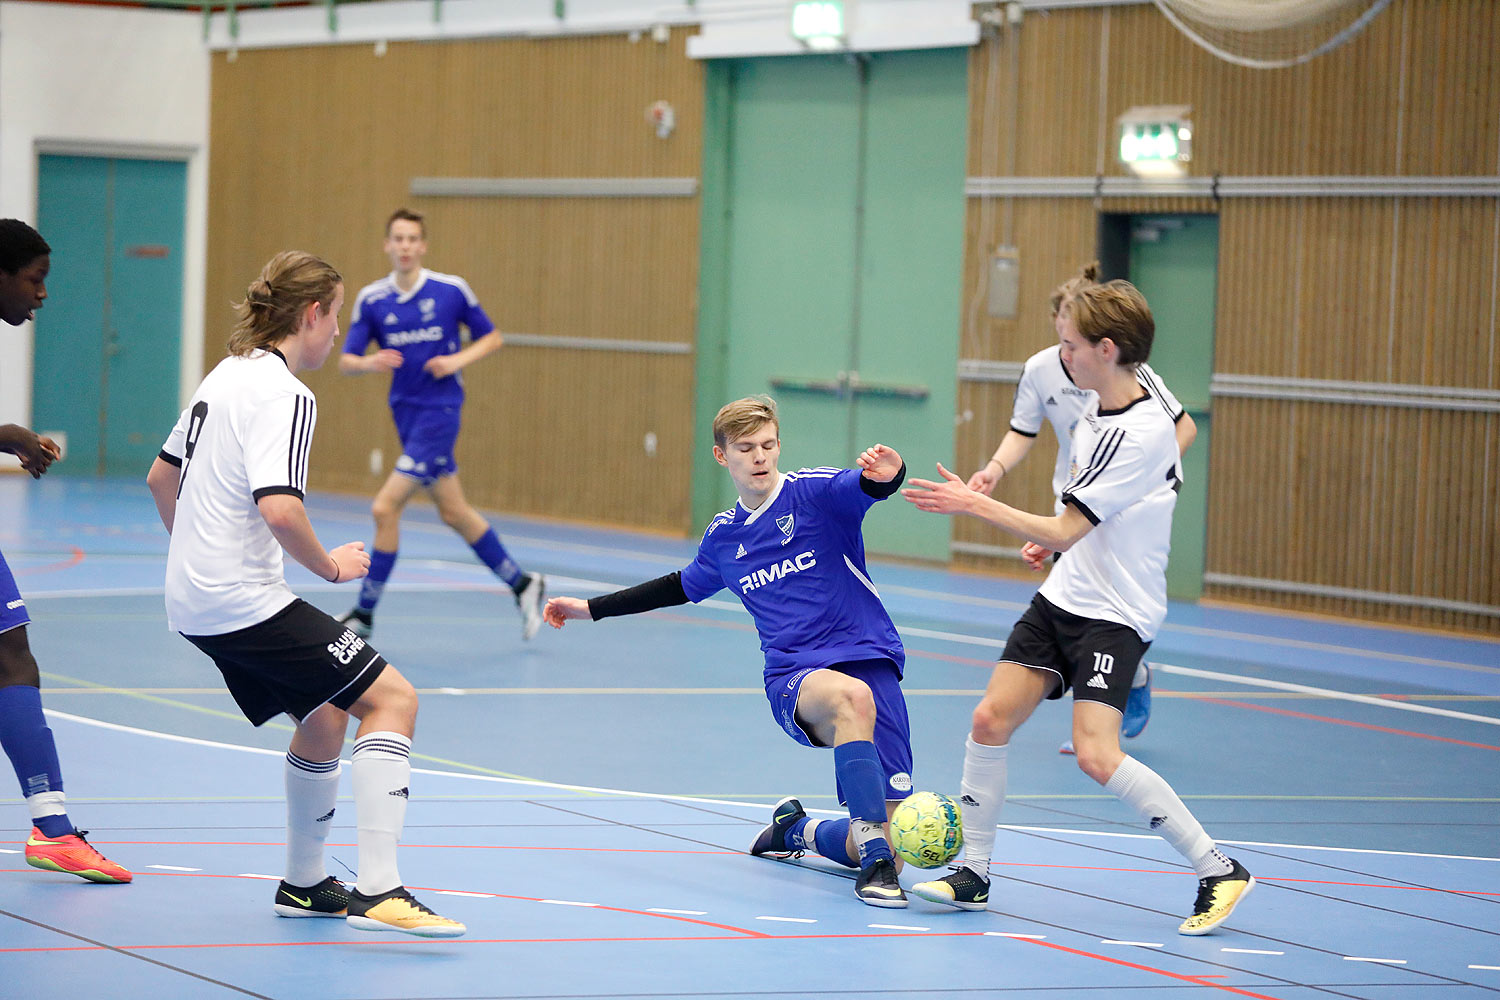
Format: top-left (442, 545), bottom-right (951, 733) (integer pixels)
top-left (392, 402), bottom-right (460, 486)
top-left (766, 657), bottom-right (914, 805)
top-left (0, 549), bottom-right (31, 635)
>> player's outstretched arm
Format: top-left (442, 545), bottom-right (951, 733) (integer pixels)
top-left (905, 462), bottom-right (1091, 552)
top-left (544, 597), bottom-right (593, 629)
top-left (856, 443), bottom-right (903, 482)
top-left (338, 349), bottom-right (403, 375)
top-left (424, 331), bottom-right (503, 380)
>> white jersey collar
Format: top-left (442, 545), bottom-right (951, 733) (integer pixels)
top-left (391, 268), bottom-right (429, 304)
top-left (740, 471), bottom-right (787, 524)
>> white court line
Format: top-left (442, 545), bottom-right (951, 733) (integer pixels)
top-left (985, 932), bottom-right (1046, 939)
top-left (1157, 663), bottom-right (1500, 727)
top-left (756, 915), bottom-right (816, 924)
top-left (0, 848), bottom-right (20, 855)
top-left (540, 899), bottom-right (599, 907)
top-left (648, 908), bottom-right (707, 915)
top-left (1222, 948), bottom-right (1285, 955)
top-left (147, 864), bottom-right (201, 872)
top-left (1102, 940), bottom-right (1164, 948)
top-left (1343, 956), bottom-right (1408, 964)
top-left (38, 709), bottom-right (1500, 864)
top-left (437, 890), bottom-right (495, 898)
top-left (869, 923), bottom-right (929, 931)
top-left (1470, 965), bottom-right (1500, 971)
top-left (236, 873), bottom-right (279, 880)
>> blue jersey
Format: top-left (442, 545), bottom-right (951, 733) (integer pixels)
top-left (679, 467), bottom-right (905, 677)
top-left (343, 269), bottom-right (495, 408)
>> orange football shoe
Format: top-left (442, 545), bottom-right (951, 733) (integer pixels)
top-left (25, 827), bottom-right (133, 883)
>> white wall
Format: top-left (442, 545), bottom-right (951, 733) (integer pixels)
top-left (0, 1), bottom-right (208, 464)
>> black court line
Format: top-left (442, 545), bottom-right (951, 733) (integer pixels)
top-left (0, 907), bottom-right (275, 999)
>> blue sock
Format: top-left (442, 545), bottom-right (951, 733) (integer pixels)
top-left (812, 817), bottom-right (856, 868)
top-left (469, 528), bottom-right (522, 589)
top-left (0, 685), bottom-right (71, 837)
top-left (356, 548), bottom-right (398, 613)
top-left (834, 740), bottom-right (893, 865)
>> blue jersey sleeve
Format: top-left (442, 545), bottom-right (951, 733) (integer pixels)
top-left (808, 467), bottom-right (877, 520)
top-left (343, 290), bottom-right (378, 356)
top-left (679, 514), bottom-right (732, 602)
top-left (463, 299), bottom-right (495, 339)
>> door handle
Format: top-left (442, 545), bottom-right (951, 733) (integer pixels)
top-left (769, 370), bottom-right (928, 401)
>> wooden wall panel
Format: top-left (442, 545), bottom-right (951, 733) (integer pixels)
top-left (208, 28), bottom-right (702, 533)
top-left (963, 0), bottom-right (1500, 632)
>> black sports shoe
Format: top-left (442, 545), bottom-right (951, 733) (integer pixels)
top-left (748, 795), bottom-right (807, 857)
top-left (1179, 858), bottom-right (1255, 935)
top-left (338, 608), bottom-right (373, 640)
top-left (346, 885), bottom-right (466, 938)
top-left (274, 876), bottom-right (351, 918)
top-left (911, 865), bottom-right (990, 911)
top-left (855, 857), bottom-right (908, 908)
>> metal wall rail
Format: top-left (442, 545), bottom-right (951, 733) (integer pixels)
top-left (959, 364), bottom-right (1500, 415)
top-left (966, 175), bottom-right (1500, 199)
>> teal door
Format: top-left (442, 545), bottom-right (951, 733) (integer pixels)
top-left (698, 49), bottom-right (968, 560)
top-left (34, 154), bottom-right (186, 477)
top-left (1122, 214), bottom-right (1219, 601)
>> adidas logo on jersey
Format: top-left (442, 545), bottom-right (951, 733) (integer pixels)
top-left (1087, 673), bottom-right (1108, 689)
top-left (1046, 395), bottom-right (1057, 406)
top-left (384, 312), bottom-right (399, 325)
top-left (735, 543), bottom-right (746, 559)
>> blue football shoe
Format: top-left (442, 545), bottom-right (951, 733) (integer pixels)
top-left (1121, 664), bottom-right (1152, 739)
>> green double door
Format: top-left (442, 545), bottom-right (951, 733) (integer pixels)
top-left (33, 154), bottom-right (186, 476)
top-left (697, 49), bottom-right (969, 560)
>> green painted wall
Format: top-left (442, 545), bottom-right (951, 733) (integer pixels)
top-left (695, 49), bottom-right (969, 560)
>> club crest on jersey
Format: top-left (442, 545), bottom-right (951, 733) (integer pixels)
top-left (739, 550), bottom-right (816, 593)
top-left (776, 513), bottom-right (794, 545)
top-left (419, 298), bottom-right (436, 321)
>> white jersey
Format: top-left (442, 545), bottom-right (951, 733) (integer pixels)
top-left (158, 350), bottom-right (314, 635)
top-left (1011, 345), bottom-right (1184, 511)
top-left (1040, 391), bottom-right (1180, 641)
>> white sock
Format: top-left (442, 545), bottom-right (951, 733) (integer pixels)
top-left (1106, 755), bottom-right (1231, 877)
top-left (1132, 661), bottom-right (1150, 688)
top-left (284, 752), bottom-right (341, 887)
top-left (351, 731), bottom-right (411, 896)
top-left (956, 736), bottom-right (1008, 880)
top-left (26, 789), bottom-right (67, 824)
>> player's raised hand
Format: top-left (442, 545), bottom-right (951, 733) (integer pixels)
top-left (902, 463), bottom-right (978, 516)
top-left (1020, 540), bottom-right (1054, 571)
top-left (328, 541), bottom-right (370, 583)
top-left (856, 443), bottom-right (903, 482)
top-left (544, 596), bottom-right (594, 629)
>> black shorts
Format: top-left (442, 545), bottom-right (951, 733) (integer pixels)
top-left (1000, 593), bottom-right (1149, 715)
top-left (182, 599), bottom-right (388, 727)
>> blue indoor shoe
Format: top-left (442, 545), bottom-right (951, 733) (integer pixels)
top-left (1121, 664), bottom-right (1152, 739)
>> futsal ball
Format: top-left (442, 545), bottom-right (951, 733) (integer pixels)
top-left (890, 790), bottom-right (963, 868)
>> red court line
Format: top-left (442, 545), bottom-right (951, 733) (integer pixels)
top-left (0, 930), bottom-right (989, 954)
top-left (1016, 936), bottom-right (1287, 1000)
top-left (12, 546), bottom-right (85, 575)
top-left (1195, 696), bottom-right (1500, 752)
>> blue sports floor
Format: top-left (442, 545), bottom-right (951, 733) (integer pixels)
top-left (2, 475), bottom-right (1497, 999)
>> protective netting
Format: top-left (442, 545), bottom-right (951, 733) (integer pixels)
top-left (1153, 0), bottom-right (1395, 69)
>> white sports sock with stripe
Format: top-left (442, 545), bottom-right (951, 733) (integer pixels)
top-left (284, 752), bottom-right (341, 887)
top-left (351, 731), bottom-right (411, 896)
